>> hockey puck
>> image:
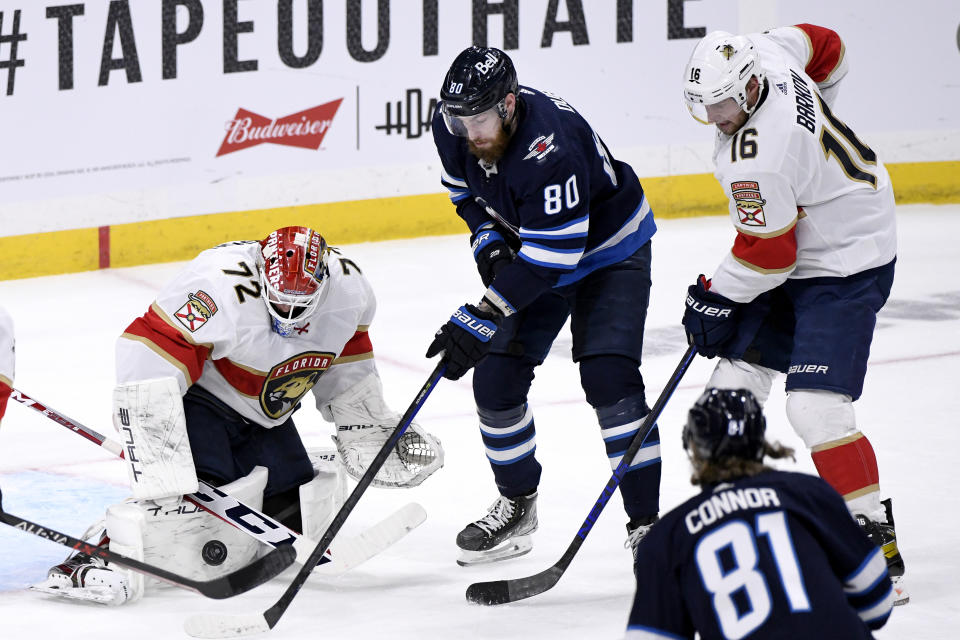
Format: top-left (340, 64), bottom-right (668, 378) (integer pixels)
top-left (201, 540), bottom-right (228, 566)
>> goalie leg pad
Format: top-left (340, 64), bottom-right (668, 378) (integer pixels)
top-left (323, 372), bottom-right (444, 488)
top-left (301, 447), bottom-right (348, 541)
top-left (106, 467), bottom-right (269, 592)
top-left (113, 376), bottom-right (198, 502)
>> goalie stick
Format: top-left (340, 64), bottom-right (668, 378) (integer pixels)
top-left (184, 362), bottom-right (445, 638)
top-left (10, 388), bottom-right (424, 575)
top-left (0, 487), bottom-right (295, 599)
top-left (465, 346), bottom-right (697, 606)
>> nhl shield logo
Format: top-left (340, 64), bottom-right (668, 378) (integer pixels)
top-left (731, 181), bottom-right (767, 227)
top-left (261, 352), bottom-right (334, 419)
top-left (174, 291), bottom-right (219, 333)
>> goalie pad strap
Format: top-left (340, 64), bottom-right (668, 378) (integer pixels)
top-left (113, 377), bottom-right (198, 501)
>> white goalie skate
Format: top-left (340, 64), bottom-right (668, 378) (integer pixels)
top-left (456, 492), bottom-right (537, 566)
top-left (31, 551), bottom-right (131, 606)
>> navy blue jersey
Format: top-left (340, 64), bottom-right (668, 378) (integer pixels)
top-left (627, 471), bottom-right (894, 640)
top-left (432, 86), bottom-right (656, 313)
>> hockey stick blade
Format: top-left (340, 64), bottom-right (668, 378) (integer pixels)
top-left (466, 347), bottom-right (697, 606)
top-left (466, 566), bottom-right (565, 606)
top-left (0, 493), bottom-right (296, 599)
top-left (317, 502), bottom-right (427, 576)
top-left (184, 364), bottom-right (445, 638)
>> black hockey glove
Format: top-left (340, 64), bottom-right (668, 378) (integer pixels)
top-left (471, 225), bottom-right (513, 288)
top-left (682, 275), bottom-right (740, 359)
top-left (425, 303), bottom-right (502, 380)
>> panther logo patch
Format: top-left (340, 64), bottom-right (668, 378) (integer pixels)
top-left (261, 352), bottom-right (334, 419)
top-left (731, 181), bottom-right (767, 227)
top-left (174, 291), bottom-right (218, 332)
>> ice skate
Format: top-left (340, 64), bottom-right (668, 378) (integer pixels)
top-left (624, 514), bottom-right (659, 564)
top-left (856, 498), bottom-right (908, 605)
top-left (456, 491), bottom-right (537, 566)
top-left (30, 551), bottom-right (131, 606)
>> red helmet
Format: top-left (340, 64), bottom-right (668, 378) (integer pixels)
top-left (259, 226), bottom-right (329, 336)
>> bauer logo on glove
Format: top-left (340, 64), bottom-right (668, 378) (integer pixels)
top-left (452, 307), bottom-right (497, 341)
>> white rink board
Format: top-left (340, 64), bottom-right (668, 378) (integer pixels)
top-left (0, 0), bottom-right (958, 234)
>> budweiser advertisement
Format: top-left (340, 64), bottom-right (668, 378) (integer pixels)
top-left (217, 99), bottom-right (344, 157)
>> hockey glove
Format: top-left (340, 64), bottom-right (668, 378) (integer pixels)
top-left (683, 275), bottom-right (739, 359)
top-left (471, 225), bottom-right (513, 288)
top-left (425, 303), bottom-right (501, 380)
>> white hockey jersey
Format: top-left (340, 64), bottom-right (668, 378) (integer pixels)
top-left (0, 306), bottom-right (13, 423)
top-left (116, 241), bottom-right (378, 428)
top-left (709, 24), bottom-right (898, 303)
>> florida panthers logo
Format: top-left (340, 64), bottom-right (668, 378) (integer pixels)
top-left (173, 291), bottom-right (218, 333)
top-left (261, 352), bottom-right (334, 419)
top-left (731, 180), bottom-right (767, 227)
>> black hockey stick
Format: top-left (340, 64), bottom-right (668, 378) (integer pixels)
top-left (0, 488), bottom-right (296, 599)
top-left (466, 345), bottom-right (697, 605)
top-left (184, 362), bottom-right (446, 638)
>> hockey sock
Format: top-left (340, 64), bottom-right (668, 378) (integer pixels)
top-left (596, 395), bottom-right (661, 518)
top-left (811, 431), bottom-right (881, 507)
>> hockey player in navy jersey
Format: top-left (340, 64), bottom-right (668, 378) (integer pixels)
top-left (425, 46), bottom-right (660, 565)
top-left (626, 388), bottom-right (895, 639)
top-left (679, 26), bottom-right (906, 603)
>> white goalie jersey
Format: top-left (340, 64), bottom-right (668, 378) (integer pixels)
top-left (0, 306), bottom-right (13, 423)
top-left (116, 241), bottom-right (378, 427)
top-left (709, 25), bottom-right (898, 303)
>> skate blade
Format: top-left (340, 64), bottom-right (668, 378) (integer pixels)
top-left (29, 583), bottom-right (119, 606)
top-left (457, 535), bottom-right (532, 567)
top-left (891, 575), bottom-right (910, 606)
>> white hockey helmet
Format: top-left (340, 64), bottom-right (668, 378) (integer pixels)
top-left (683, 31), bottom-right (764, 125)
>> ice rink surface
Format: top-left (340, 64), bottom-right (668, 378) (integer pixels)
top-left (0, 205), bottom-right (957, 638)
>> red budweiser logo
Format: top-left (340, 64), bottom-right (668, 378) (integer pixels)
top-left (217, 99), bottom-right (343, 156)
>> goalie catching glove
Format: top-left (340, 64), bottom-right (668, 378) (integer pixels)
top-left (321, 373), bottom-right (443, 488)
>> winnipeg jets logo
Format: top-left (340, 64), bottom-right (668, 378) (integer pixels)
top-left (523, 133), bottom-right (556, 161)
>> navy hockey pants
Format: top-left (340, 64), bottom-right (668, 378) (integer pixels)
top-left (721, 258), bottom-right (896, 401)
top-left (472, 241), bottom-right (661, 520)
top-left (182, 385), bottom-right (315, 499)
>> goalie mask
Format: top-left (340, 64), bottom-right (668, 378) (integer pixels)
top-left (683, 31), bottom-right (765, 127)
top-left (259, 226), bottom-right (330, 337)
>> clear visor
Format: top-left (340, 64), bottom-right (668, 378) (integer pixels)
top-left (685, 96), bottom-right (744, 125)
top-left (441, 103), bottom-right (503, 139)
